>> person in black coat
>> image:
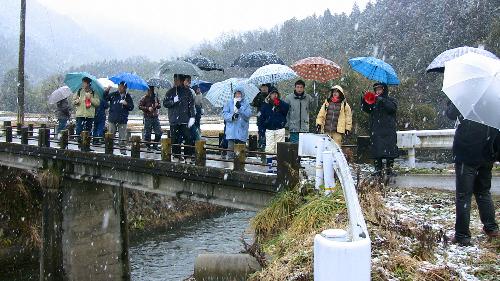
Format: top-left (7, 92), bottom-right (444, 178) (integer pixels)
top-left (446, 101), bottom-right (499, 245)
top-left (251, 83), bottom-right (271, 151)
top-left (361, 82), bottom-right (398, 177)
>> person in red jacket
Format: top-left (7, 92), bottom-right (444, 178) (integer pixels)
top-left (139, 86), bottom-right (162, 151)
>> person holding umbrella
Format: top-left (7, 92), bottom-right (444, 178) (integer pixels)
top-left (316, 85), bottom-right (352, 145)
top-left (55, 97), bottom-right (71, 137)
top-left (139, 86), bottom-right (162, 151)
top-left (73, 77), bottom-right (100, 138)
top-left (106, 81), bottom-right (134, 155)
top-left (260, 88), bottom-right (289, 173)
top-left (284, 80), bottom-right (315, 143)
top-left (163, 74), bottom-right (196, 162)
top-left (251, 83), bottom-right (271, 152)
top-left (222, 86), bottom-right (252, 159)
top-left (92, 88), bottom-right (109, 145)
top-left (361, 82), bottom-right (398, 178)
top-left (193, 86), bottom-right (203, 131)
top-left (446, 101), bottom-right (499, 245)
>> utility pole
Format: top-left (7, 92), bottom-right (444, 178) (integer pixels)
top-left (17, 0), bottom-right (26, 125)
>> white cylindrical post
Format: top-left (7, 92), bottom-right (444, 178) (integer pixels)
top-left (408, 147), bottom-right (416, 168)
top-left (315, 145), bottom-right (324, 189)
top-left (323, 151), bottom-right (335, 195)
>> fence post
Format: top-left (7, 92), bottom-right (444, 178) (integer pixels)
top-left (21, 126), bottom-right (28, 145)
top-left (59, 130), bottom-right (68, 149)
top-left (80, 131), bottom-right (90, 152)
top-left (40, 123), bottom-right (47, 128)
top-left (277, 142), bottom-right (300, 190)
top-left (5, 126), bottom-right (12, 143)
top-left (38, 128), bottom-right (47, 147)
top-left (105, 132), bottom-right (114, 154)
top-left (67, 123), bottom-right (75, 140)
top-left (3, 121), bottom-right (12, 128)
top-left (161, 138), bottom-right (172, 162)
top-left (233, 143), bottom-right (246, 171)
top-left (248, 135), bottom-right (258, 156)
top-left (131, 136), bottom-right (141, 158)
top-left (126, 128), bottom-right (132, 142)
top-left (16, 122), bottom-right (22, 135)
top-left (28, 123), bottom-right (34, 137)
top-left (195, 140), bottom-right (206, 166)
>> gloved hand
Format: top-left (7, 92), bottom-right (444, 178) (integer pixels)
top-left (173, 95), bottom-right (179, 103)
top-left (235, 101), bottom-right (241, 109)
top-left (316, 124), bottom-right (322, 133)
top-left (188, 117), bottom-right (195, 128)
top-left (232, 113), bottom-right (239, 120)
top-left (345, 130), bottom-right (350, 136)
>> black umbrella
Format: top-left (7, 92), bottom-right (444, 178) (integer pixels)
top-left (231, 51), bottom-right (285, 68)
top-left (184, 55), bottom-right (224, 72)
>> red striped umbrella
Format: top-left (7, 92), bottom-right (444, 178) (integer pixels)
top-left (291, 57), bottom-right (342, 83)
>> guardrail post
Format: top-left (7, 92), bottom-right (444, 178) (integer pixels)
top-left (59, 130), bottom-right (68, 149)
top-left (195, 140), bottom-right (206, 166)
top-left (233, 143), bottom-right (246, 171)
top-left (5, 126), bottom-right (12, 143)
top-left (28, 123), bottom-right (34, 136)
top-left (105, 132), bottom-right (114, 154)
top-left (161, 137), bottom-right (172, 162)
top-left (408, 148), bottom-right (416, 168)
top-left (277, 142), bottom-right (300, 190)
top-left (80, 131), bottom-right (90, 152)
top-left (131, 136), bottom-right (141, 158)
top-left (21, 126), bottom-right (28, 145)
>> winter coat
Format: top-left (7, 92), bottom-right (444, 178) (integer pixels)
top-left (222, 92), bottom-right (252, 142)
top-left (260, 94), bottom-right (290, 131)
top-left (446, 102), bottom-right (499, 165)
top-left (139, 93), bottom-right (161, 118)
top-left (74, 88), bottom-right (100, 118)
top-left (55, 98), bottom-right (71, 119)
top-left (163, 86), bottom-right (195, 126)
top-left (94, 95), bottom-right (109, 122)
top-left (106, 90), bottom-right (134, 124)
top-left (251, 91), bottom-right (268, 111)
top-left (284, 92), bottom-right (315, 133)
top-left (316, 87), bottom-right (352, 134)
top-left (361, 84), bottom-right (398, 159)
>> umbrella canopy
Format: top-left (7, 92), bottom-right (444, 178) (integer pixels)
top-left (231, 51), bottom-right (285, 68)
top-left (147, 77), bottom-right (172, 89)
top-left (64, 72), bottom-right (104, 98)
top-left (348, 57), bottom-right (400, 85)
top-left (442, 52), bottom-right (500, 130)
top-left (184, 55), bottom-right (224, 72)
top-left (291, 57), bottom-right (342, 83)
top-left (159, 60), bottom-right (203, 77)
top-left (109, 72), bottom-right (149, 91)
top-left (247, 64), bottom-right (298, 85)
top-left (48, 86), bottom-right (73, 105)
top-left (426, 46), bottom-right (498, 73)
top-left (98, 78), bottom-right (118, 89)
top-left (191, 80), bottom-right (213, 93)
top-left (205, 78), bottom-right (259, 108)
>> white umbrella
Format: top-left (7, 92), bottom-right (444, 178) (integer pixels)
top-left (427, 46), bottom-right (498, 73)
top-left (442, 52), bottom-right (500, 130)
top-left (98, 77), bottom-right (118, 89)
top-left (205, 78), bottom-right (259, 108)
top-left (247, 64), bottom-right (298, 85)
top-left (48, 86), bottom-right (73, 105)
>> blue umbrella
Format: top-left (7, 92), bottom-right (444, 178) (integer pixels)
top-left (191, 80), bottom-right (213, 93)
top-left (348, 57), bottom-right (400, 85)
top-left (109, 72), bottom-right (149, 91)
top-left (64, 72), bottom-right (104, 98)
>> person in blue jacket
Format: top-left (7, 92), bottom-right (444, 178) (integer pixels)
top-left (260, 88), bottom-right (289, 172)
top-left (93, 86), bottom-right (110, 145)
top-left (106, 81), bottom-right (134, 155)
top-left (222, 86), bottom-right (252, 160)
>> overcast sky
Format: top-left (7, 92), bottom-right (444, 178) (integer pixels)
top-left (36, 0), bottom-right (369, 59)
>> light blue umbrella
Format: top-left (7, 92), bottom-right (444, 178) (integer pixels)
top-left (348, 57), bottom-right (400, 85)
top-left (64, 72), bottom-right (104, 98)
top-left (205, 78), bottom-right (259, 108)
top-left (109, 72), bottom-right (149, 91)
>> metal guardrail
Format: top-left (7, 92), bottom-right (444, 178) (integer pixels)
top-left (397, 129), bottom-right (455, 168)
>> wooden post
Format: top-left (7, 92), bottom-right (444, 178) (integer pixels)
top-left (195, 140), bottom-right (206, 166)
top-left (67, 123), bottom-right (75, 140)
top-left (59, 130), bottom-right (68, 149)
top-left (104, 132), bottom-right (114, 154)
top-left (16, 122), bottom-right (22, 135)
top-left (276, 142), bottom-right (300, 190)
top-left (126, 128), bottom-right (132, 142)
top-left (5, 126), bottom-right (12, 143)
top-left (356, 136), bottom-right (371, 164)
top-left (131, 136), bottom-right (141, 158)
top-left (161, 138), bottom-right (172, 162)
top-left (43, 128), bottom-right (51, 147)
top-left (21, 126), bottom-right (28, 144)
top-left (3, 121), bottom-right (12, 128)
top-left (233, 143), bottom-right (246, 171)
top-left (28, 123), bottom-right (34, 136)
top-left (38, 128), bottom-right (44, 147)
top-left (80, 131), bottom-right (90, 152)
top-left (40, 123), bottom-right (47, 128)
